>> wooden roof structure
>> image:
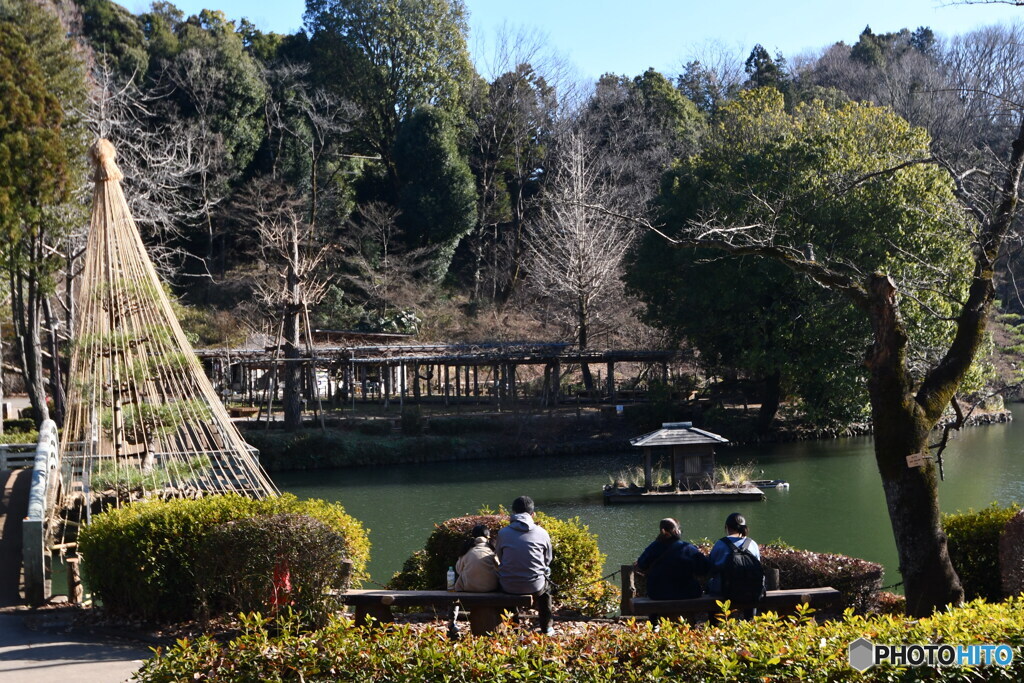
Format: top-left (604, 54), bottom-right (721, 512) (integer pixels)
top-left (629, 422), bottom-right (729, 491)
top-left (629, 422), bottom-right (730, 448)
top-left (59, 139), bottom-right (278, 504)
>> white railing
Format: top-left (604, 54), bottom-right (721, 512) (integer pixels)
top-left (0, 442), bottom-right (37, 470)
top-left (23, 420), bottom-right (59, 605)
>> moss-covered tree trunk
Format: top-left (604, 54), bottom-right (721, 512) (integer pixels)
top-left (865, 274), bottom-right (963, 616)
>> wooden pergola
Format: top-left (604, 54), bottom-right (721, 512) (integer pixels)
top-left (195, 341), bottom-right (680, 412)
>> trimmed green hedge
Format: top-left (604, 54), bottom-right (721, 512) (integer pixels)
top-left (78, 494), bottom-right (369, 622)
top-left (944, 502), bottom-right (1021, 601)
top-left (2, 418), bottom-right (35, 434)
top-left (390, 512), bottom-right (618, 616)
top-left (198, 513), bottom-right (348, 625)
top-left (135, 598), bottom-right (1024, 682)
top-left (427, 416), bottom-right (508, 435)
top-left (0, 429), bottom-right (37, 445)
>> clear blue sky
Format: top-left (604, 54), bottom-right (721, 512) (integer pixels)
top-left (150, 0), bottom-right (1022, 80)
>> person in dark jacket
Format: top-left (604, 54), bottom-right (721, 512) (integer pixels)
top-left (496, 495), bottom-right (555, 634)
top-left (634, 518), bottom-right (708, 600)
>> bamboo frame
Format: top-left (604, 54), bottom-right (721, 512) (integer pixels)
top-left (59, 140), bottom-right (278, 505)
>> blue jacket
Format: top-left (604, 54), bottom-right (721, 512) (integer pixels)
top-left (636, 538), bottom-right (708, 600)
top-left (496, 513), bottom-right (553, 594)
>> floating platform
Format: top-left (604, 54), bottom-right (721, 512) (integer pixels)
top-left (603, 486), bottom-right (765, 504)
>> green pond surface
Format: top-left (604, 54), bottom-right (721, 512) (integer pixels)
top-left (276, 405), bottom-right (1024, 588)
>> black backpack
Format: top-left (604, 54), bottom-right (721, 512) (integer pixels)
top-left (719, 537), bottom-right (765, 603)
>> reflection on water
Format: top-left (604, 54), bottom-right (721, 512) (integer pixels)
top-left (276, 406), bottom-right (1024, 588)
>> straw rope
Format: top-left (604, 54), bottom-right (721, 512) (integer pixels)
top-left (59, 139), bottom-right (278, 505)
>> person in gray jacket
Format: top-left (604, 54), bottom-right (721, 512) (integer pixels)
top-left (495, 495), bottom-right (554, 634)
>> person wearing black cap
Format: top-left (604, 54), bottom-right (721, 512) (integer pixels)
top-left (707, 511), bottom-right (761, 596)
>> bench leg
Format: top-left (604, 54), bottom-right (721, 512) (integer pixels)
top-left (354, 604), bottom-right (394, 627)
top-left (468, 607), bottom-right (501, 636)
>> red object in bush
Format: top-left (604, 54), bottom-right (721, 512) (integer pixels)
top-left (271, 558), bottom-right (293, 609)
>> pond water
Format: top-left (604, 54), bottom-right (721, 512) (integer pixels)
top-left (276, 405), bottom-right (1024, 588)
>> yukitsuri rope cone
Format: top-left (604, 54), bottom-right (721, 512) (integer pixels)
top-left (59, 139), bottom-right (278, 506)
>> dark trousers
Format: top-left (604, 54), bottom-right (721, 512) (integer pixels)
top-left (533, 586), bottom-right (553, 631)
top-left (502, 581), bottom-right (552, 631)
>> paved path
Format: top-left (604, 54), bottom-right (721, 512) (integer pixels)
top-left (0, 613), bottom-right (151, 683)
top-left (0, 469), bottom-right (30, 607)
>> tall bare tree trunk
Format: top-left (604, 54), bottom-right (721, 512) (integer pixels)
top-left (0, 316), bottom-right (4, 435)
top-left (10, 263), bottom-right (49, 426)
top-left (283, 229), bottom-right (303, 430)
top-left (44, 298), bottom-right (64, 428)
top-left (578, 296), bottom-right (594, 392)
top-left (756, 370), bottom-right (781, 434)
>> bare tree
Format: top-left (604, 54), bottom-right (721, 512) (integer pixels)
top-left (237, 180), bottom-right (334, 429)
top-left (526, 131), bottom-right (636, 390)
top-left (85, 63), bottom-right (211, 263)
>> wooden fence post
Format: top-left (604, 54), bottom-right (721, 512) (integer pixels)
top-left (620, 564), bottom-right (635, 616)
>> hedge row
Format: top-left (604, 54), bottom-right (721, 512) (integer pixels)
top-left (761, 546), bottom-right (883, 613)
top-left (243, 430), bottom-right (467, 471)
top-left (944, 502), bottom-right (1021, 601)
top-left (135, 598), bottom-right (1024, 682)
top-left (2, 418), bottom-right (35, 434)
top-left (78, 494), bottom-right (369, 622)
top-left (198, 513), bottom-right (350, 624)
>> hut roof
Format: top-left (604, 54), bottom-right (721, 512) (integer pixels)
top-left (629, 422), bottom-right (729, 448)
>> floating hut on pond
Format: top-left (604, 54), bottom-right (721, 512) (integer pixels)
top-left (604, 422), bottom-right (764, 504)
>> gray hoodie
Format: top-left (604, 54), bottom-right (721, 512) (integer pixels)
top-left (495, 513), bottom-right (553, 594)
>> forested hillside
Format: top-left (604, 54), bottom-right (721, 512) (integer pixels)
top-left (4, 0), bottom-right (1024, 432)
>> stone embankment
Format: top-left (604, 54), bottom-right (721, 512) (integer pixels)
top-left (761, 409), bottom-right (1012, 444)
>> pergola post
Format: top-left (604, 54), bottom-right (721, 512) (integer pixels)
top-left (400, 363), bottom-right (407, 405)
top-left (444, 364), bottom-right (450, 406)
top-left (552, 360), bottom-right (561, 405)
top-left (492, 364), bottom-right (500, 407)
top-left (606, 361), bottom-right (616, 402)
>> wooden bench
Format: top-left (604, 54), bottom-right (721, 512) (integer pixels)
top-left (630, 587), bottom-right (842, 620)
top-left (228, 406), bottom-right (259, 418)
top-left (619, 564), bottom-right (842, 621)
top-left (339, 590), bottom-right (534, 635)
